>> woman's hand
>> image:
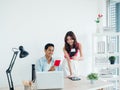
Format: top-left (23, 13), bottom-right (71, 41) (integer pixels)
top-left (72, 56), bottom-right (83, 60)
top-left (78, 57), bottom-right (84, 60)
top-left (72, 56), bottom-right (78, 60)
top-left (48, 66), bottom-right (55, 71)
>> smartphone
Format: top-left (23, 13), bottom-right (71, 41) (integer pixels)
top-left (68, 77), bottom-right (81, 81)
top-left (54, 60), bottom-right (61, 66)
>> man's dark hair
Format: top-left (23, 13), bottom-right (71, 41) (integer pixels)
top-left (44, 43), bottom-right (54, 50)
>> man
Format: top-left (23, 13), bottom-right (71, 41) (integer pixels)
top-left (36, 43), bottom-right (62, 72)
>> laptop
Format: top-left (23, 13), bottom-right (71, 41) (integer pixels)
top-left (36, 71), bottom-right (64, 89)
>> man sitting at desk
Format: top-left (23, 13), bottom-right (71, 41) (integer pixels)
top-left (36, 43), bottom-right (62, 72)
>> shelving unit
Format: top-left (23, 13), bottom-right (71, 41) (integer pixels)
top-left (92, 32), bottom-right (120, 90)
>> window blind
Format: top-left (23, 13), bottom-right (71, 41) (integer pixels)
top-left (108, 0), bottom-right (120, 32)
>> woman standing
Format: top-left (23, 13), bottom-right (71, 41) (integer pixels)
top-left (63, 31), bottom-right (83, 77)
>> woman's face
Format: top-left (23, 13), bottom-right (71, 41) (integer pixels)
top-left (45, 46), bottom-right (54, 57)
top-left (66, 36), bottom-right (74, 46)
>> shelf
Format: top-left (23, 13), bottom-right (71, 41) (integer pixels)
top-left (93, 53), bottom-right (120, 56)
top-left (95, 64), bottom-right (120, 68)
top-left (100, 76), bottom-right (120, 80)
top-left (92, 32), bottom-right (120, 90)
top-left (93, 32), bottom-right (120, 36)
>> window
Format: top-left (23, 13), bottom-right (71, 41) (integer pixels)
top-left (107, 0), bottom-right (120, 32)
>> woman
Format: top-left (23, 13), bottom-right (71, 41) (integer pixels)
top-left (63, 31), bottom-right (83, 77)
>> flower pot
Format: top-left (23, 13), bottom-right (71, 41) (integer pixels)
top-left (110, 60), bottom-right (115, 64)
top-left (109, 56), bottom-right (116, 64)
top-left (24, 86), bottom-right (31, 90)
top-left (96, 23), bottom-right (103, 33)
top-left (90, 80), bottom-right (95, 84)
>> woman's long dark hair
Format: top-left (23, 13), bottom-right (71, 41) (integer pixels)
top-left (64, 31), bottom-right (79, 57)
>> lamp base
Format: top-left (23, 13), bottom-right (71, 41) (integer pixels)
top-left (10, 87), bottom-right (14, 90)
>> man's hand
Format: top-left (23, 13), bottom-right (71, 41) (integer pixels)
top-left (48, 66), bottom-right (55, 71)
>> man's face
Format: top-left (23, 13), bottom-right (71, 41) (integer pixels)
top-left (45, 46), bottom-right (54, 57)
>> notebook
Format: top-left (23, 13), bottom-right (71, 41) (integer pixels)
top-left (36, 71), bottom-right (64, 89)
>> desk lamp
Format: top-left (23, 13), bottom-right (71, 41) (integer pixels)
top-left (6, 46), bottom-right (29, 90)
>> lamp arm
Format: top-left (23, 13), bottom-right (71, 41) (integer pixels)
top-left (6, 72), bottom-right (14, 90)
top-left (6, 51), bottom-right (18, 90)
top-left (6, 51), bottom-right (18, 72)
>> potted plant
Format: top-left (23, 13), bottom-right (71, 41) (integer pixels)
top-left (109, 56), bottom-right (116, 64)
top-left (87, 73), bottom-right (98, 84)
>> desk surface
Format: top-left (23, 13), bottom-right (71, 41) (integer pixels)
top-left (64, 77), bottom-right (113, 90)
top-left (0, 77), bottom-right (113, 90)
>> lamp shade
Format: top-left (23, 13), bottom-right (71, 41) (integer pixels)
top-left (19, 46), bottom-right (29, 58)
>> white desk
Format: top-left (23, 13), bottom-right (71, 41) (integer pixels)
top-left (64, 77), bottom-right (113, 90)
top-left (0, 77), bottom-right (113, 90)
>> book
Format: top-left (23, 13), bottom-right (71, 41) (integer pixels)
top-left (54, 60), bottom-right (61, 66)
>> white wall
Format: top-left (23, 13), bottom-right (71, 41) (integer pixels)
top-left (97, 0), bottom-right (107, 26)
top-left (0, 0), bottom-right (98, 87)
